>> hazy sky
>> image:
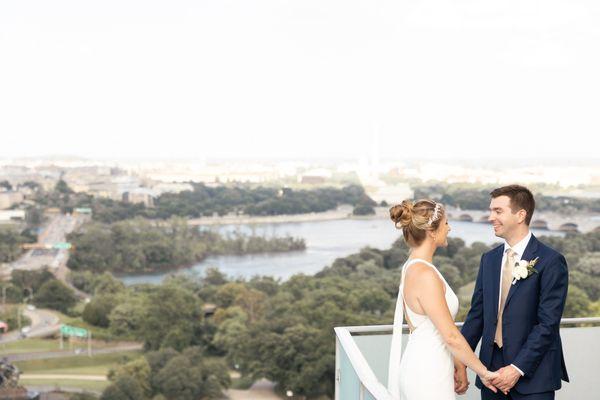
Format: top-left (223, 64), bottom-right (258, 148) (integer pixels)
top-left (1, 0), bottom-right (599, 160)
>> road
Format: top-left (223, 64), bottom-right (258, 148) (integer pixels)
top-left (2, 213), bottom-right (89, 275)
top-left (0, 308), bottom-right (61, 344)
top-left (20, 374), bottom-right (107, 381)
top-left (225, 379), bottom-right (283, 400)
top-left (0, 213), bottom-right (91, 299)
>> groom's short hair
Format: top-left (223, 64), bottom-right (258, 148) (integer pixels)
top-left (490, 185), bottom-right (535, 225)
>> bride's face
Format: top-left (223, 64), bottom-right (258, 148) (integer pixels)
top-left (435, 215), bottom-right (451, 247)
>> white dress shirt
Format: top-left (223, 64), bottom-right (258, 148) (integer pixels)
top-left (499, 230), bottom-right (532, 377)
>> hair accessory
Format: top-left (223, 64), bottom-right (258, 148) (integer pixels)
top-left (427, 203), bottom-right (442, 226)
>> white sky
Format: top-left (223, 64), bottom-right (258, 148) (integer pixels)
top-left (1, 0), bottom-right (599, 160)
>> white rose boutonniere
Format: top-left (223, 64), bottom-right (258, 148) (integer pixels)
top-left (512, 257), bottom-right (539, 285)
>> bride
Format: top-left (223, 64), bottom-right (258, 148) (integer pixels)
top-left (387, 199), bottom-right (499, 399)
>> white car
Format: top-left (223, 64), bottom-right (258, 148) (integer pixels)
top-left (26, 305), bottom-right (36, 311)
top-left (20, 326), bottom-right (31, 338)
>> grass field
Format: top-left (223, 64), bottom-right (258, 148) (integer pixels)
top-left (0, 338), bottom-right (62, 354)
top-left (15, 351), bottom-right (142, 393)
top-left (0, 337), bottom-right (136, 355)
top-left (20, 378), bottom-right (108, 392)
top-left (14, 350), bottom-right (142, 373)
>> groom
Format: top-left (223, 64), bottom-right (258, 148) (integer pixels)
top-left (456, 185), bottom-right (569, 399)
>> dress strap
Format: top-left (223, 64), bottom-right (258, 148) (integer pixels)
top-left (403, 258), bottom-right (445, 283)
top-left (403, 258), bottom-right (448, 302)
top-left (388, 258), bottom-right (432, 398)
top-left (403, 258), bottom-right (435, 270)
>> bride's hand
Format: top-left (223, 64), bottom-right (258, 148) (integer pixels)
top-left (479, 370), bottom-right (499, 393)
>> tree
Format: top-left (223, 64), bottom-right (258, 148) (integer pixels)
top-left (54, 179), bottom-right (73, 194)
top-left (352, 204), bottom-right (375, 216)
top-left (153, 355), bottom-right (203, 400)
top-left (0, 180), bottom-right (12, 191)
top-left (234, 288), bottom-right (267, 323)
top-left (83, 294), bottom-right (119, 327)
top-left (25, 206), bottom-right (44, 228)
top-left (202, 267), bottom-right (228, 286)
top-left (239, 323), bottom-right (334, 397)
top-left (11, 269), bottom-right (54, 296)
top-left (150, 349), bottom-right (230, 400)
top-left (569, 271), bottom-right (600, 302)
top-left (358, 288), bottom-right (391, 315)
top-left (101, 375), bottom-right (146, 400)
top-left (33, 280), bottom-right (77, 313)
top-left (212, 307), bottom-right (249, 362)
top-left (109, 357), bottom-right (152, 397)
top-left (0, 227), bottom-right (34, 263)
top-left (215, 283), bottom-right (246, 308)
top-left (139, 285), bottom-right (203, 351)
top-left (563, 286), bottom-right (592, 318)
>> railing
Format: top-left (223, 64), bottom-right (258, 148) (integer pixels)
top-left (334, 317), bottom-right (600, 400)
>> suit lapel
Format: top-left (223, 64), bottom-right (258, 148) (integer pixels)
top-left (504, 234), bottom-right (539, 310)
top-left (490, 245), bottom-right (504, 323)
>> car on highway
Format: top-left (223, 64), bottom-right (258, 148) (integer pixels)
top-left (20, 326), bottom-right (31, 338)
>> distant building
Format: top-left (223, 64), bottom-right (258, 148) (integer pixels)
top-left (299, 175), bottom-right (326, 184)
top-left (0, 191), bottom-right (24, 210)
top-left (558, 222), bottom-right (579, 233)
top-left (73, 207), bottom-right (92, 215)
top-left (530, 219), bottom-right (549, 230)
top-left (298, 168), bottom-right (332, 185)
top-left (152, 182), bottom-right (194, 195)
top-left (203, 303), bottom-right (217, 317)
top-left (122, 188), bottom-right (156, 207)
top-left (0, 210), bottom-right (25, 222)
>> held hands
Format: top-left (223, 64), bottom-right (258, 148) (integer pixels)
top-left (479, 369), bottom-right (500, 393)
top-left (453, 365), bottom-right (469, 395)
top-left (490, 365), bottom-right (522, 395)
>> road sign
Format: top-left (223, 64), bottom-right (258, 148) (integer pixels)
top-left (60, 324), bottom-right (88, 338)
top-left (53, 242), bottom-right (72, 250)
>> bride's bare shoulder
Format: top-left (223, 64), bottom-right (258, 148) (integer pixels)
top-left (404, 261), bottom-right (434, 277)
top-left (405, 262), bottom-right (443, 286)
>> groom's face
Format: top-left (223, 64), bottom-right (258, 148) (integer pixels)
top-left (488, 195), bottom-right (519, 238)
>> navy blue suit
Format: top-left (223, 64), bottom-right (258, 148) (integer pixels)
top-left (461, 234), bottom-right (569, 398)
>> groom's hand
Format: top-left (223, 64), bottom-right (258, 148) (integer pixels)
top-left (454, 365), bottom-right (469, 394)
top-left (491, 365), bottom-right (521, 394)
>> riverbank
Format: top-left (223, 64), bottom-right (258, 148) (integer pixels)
top-left (188, 204), bottom-right (599, 233)
top-left (446, 207), bottom-right (600, 233)
top-left (188, 204), bottom-right (359, 226)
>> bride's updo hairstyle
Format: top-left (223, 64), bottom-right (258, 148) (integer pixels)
top-left (389, 199), bottom-right (445, 247)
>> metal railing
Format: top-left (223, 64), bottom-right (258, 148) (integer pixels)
top-left (334, 317), bottom-right (600, 400)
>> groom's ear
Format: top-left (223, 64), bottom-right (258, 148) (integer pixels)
top-left (516, 208), bottom-right (528, 224)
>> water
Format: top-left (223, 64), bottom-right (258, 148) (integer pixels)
top-left (118, 219), bottom-right (564, 285)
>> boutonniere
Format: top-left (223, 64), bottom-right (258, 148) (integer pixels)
top-left (512, 257), bottom-right (539, 285)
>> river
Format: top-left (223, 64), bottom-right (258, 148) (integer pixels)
top-left (118, 218), bottom-right (564, 285)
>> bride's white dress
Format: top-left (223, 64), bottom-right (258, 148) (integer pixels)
top-left (387, 258), bottom-right (460, 400)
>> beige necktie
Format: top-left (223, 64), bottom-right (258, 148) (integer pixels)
top-left (494, 248), bottom-right (516, 348)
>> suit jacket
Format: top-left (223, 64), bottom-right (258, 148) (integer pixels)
top-left (460, 234), bottom-right (570, 394)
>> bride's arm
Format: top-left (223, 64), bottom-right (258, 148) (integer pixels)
top-left (407, 264), bottom-right (498, 393)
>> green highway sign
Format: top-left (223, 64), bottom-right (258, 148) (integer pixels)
top-left (60, 324), bottom-right (88, 338)
top-left (53, 242), bottom-right (72, 250)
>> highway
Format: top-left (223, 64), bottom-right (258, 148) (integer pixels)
top-left (0, 212), bottom-right (90, 298)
